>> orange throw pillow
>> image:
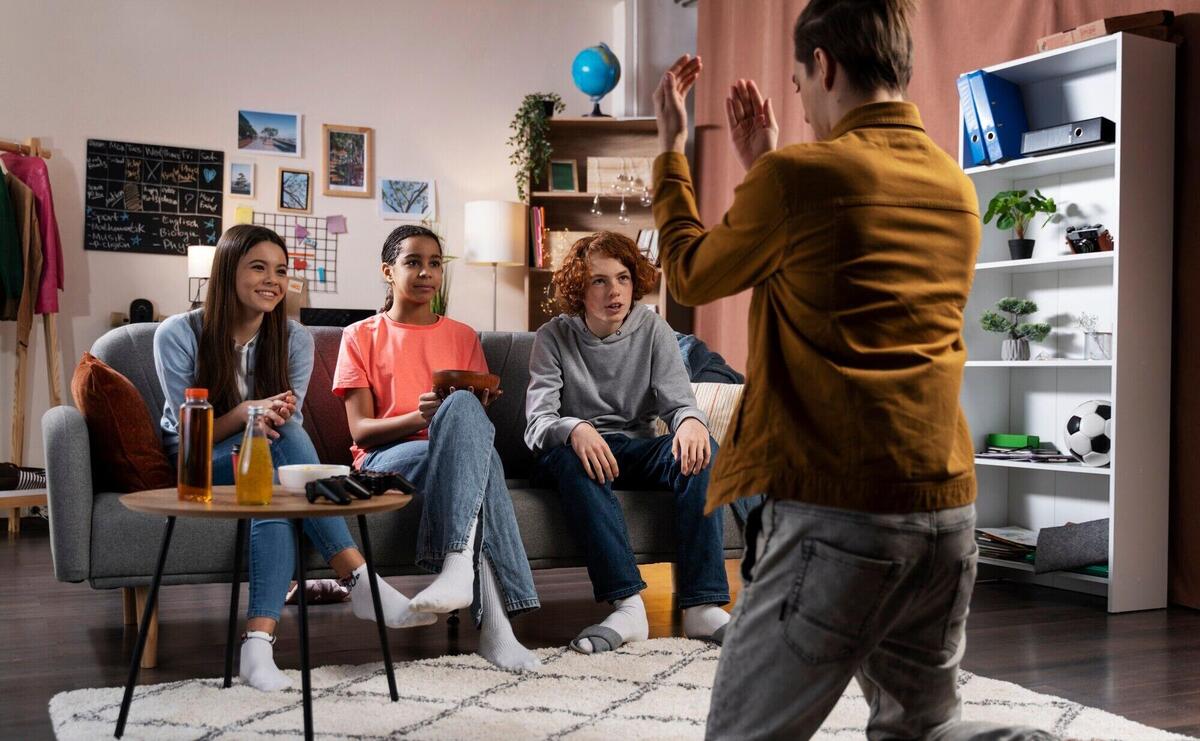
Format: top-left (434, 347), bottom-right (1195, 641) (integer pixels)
top-left (71, 352), bottom-right (175, 493)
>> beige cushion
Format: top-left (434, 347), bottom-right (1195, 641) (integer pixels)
top-left (654, 383), bottom-right (744, 444)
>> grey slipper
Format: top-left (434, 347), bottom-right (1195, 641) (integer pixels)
top-left (569, 624), bottom-right (625, 654)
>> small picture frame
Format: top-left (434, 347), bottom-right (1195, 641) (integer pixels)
top-left (548, 160), bottom-right (579, 192)
top-left (322, 124), bottom-right (374, 198)
top-left (278, 168), bottom-right (313, 214)
top-left (238, 109), bottom-right (303, 158)
top-left (229, 162), bottom-right (255, 198)
top-left (379, 177), bottom-right (437, 221)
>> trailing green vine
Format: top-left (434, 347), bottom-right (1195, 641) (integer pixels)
top-left (507, 93), bottom-right (565, 201)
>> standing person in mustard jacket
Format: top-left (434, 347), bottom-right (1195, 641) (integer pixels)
top-left (652, 1), bottom-right (1051, 738)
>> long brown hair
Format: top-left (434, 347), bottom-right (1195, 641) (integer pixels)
top-left (793, 0), bottom-right (915, 93)
top-left (197, 225), bottom-right (291, 416)
top-left (551, 231), bottom-right (658, 315)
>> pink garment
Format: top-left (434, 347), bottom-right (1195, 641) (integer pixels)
top-left (332, 313), bottom-right (487, 468)
top-left (1, 154), bottom-right (62, 313)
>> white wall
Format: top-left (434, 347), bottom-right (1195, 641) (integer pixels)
top-left (0, 0), bottom-right (630, 467)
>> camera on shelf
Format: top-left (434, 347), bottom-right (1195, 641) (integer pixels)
top-left (1065, 224), bottom-right (1114, 254)
top-left (304, 470), bottom-right (418, 506)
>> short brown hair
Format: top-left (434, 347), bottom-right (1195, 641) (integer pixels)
top-left (793, 0), bottom-right (915, 93)
top-left (551, 231), bottom-right (659, 315)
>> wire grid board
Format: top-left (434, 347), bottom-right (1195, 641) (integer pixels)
top-left (252, 212), bottom-right (339, 292)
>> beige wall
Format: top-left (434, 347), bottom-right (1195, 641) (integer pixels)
top-left (0, 0), bottom-right (629, 467)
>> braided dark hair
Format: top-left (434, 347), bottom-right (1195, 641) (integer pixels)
top-left (380, 224), bottom-right (442, 313)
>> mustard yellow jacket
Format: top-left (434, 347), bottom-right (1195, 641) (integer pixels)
top-left (654, 102), bottom-right (980, 514)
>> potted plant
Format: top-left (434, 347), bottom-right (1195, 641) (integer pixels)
top-left (981, 297), bottom-right (1051, 361)
top-left (983, 189), bottom-right (1057, 260)
top-left (507, 93), bottom-right (566, 201)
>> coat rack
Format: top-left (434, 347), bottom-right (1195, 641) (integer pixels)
top-left (1, 136), bottom-right (60, 533)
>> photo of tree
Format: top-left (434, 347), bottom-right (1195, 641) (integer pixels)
top-left (323, 125), bottom-right (374, 198)
top-left (238, 110), bottom-right (302, 157)
top-left (278, 168), bottom-right (312, 213)
top-left (379, 178), bottom-right (436, 220)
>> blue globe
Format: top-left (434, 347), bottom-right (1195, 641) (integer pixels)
top-left (572, 42), bottom-right (621, 116)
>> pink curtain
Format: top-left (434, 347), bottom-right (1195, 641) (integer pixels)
top-left (694, 0), bottom-right (1200, 607)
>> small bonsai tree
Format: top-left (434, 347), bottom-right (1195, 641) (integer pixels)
top-left (981, 297), bottom-right (1051, 342)
top-left (983, 189), bottom-right (1057, 239)
top-left (507, 92), bottom-right (566, 201)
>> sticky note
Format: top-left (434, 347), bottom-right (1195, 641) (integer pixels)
top-left (317, 266), bottom-right (326, 283)
top-left (327, 215), bottom-right (347, 234)
top-left (295, 225), bottom-right (308, 239)
top-left (305, 238), bottom-right (317, 248)
top-left (287, 278), bottom-right (305, 294)
top-left (235, 206), bottom-right (253, 224)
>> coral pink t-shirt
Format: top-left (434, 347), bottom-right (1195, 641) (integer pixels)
top-left (332, 313), bottom-right (487, 468)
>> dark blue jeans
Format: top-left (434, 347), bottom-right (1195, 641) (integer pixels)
top-left (533, 433), bottom-right (729, 608)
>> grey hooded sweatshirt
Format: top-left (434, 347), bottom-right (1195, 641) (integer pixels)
top-left (524, 305), bottom-right (707, 455)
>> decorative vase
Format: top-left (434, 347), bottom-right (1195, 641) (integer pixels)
top-left (1002, 338), bottom-right (1030, 361)
top-left (1008, 239), bottom-right (1036, 260)
top-left (1085, 331), bottom-right (1113, 360)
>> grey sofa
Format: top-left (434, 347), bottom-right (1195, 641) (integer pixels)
top-left (44, 323), bottom-right (743, 656)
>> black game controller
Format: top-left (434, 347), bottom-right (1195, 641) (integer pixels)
top-left (305, 478), bottom-right (352, 506)
top-left (348, 470), bottom-right (417, 496)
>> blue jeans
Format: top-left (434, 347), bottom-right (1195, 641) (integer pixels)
top-left (361, 391), bottom-right (540, 625)
top-left (213, 419), bottom-right (359, 622)
top-left (532, 433), bottom-right (730, 608)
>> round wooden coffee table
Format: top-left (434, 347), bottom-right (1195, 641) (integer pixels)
top-left (114, 486), bottom-right (412, 741)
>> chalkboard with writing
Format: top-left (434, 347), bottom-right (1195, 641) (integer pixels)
top-left (84, 139), bottom-right (224, 255)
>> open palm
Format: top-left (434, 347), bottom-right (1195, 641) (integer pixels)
top-left (726, 79), bottom-right (779, 171)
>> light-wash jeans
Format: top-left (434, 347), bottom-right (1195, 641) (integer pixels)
top-left (707, 499), bottom-right (1056, 741)
top-left (361, 390), bottom-right (540, 626)
top-left (212, 419), bottom-right (358, 622)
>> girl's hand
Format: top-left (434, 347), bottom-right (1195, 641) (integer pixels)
top-left (417, 391), bottom-right (443, 423)
top-left (672, 418), bottom-right (712, 476)
top-left (476, 387), bottom-right (504, 408)
top-left (241, 391), bottom-right (293, 429)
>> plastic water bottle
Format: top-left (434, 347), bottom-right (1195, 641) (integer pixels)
top-left (177, 388), bottom-right (213, 502)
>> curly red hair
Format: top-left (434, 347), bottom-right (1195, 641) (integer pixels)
top-left (551, 231), bottom-right (659, 315)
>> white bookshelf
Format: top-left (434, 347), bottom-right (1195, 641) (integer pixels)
top-left (958, 33), bottom-right (1175, 612)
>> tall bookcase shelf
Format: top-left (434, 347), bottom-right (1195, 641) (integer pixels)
top-left (959, 33), bottom-right (1175, 612)
top-left (523, 117), bottom-right (691, 332)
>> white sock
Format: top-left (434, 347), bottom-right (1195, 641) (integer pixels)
top-left (682, 603), bottom-right (730, 639)
top-left (411, 518), bottom-right (476, 614)
top-left (348, 565), bottom-right (437, 629)
top-left (478, 555), bottom-right (540, 671)
top-left (239, 631), bottom-right (292, 692)
top-left (575, 592), bottom-right (649, 654)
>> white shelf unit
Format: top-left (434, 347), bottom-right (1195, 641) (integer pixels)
top-left (958, 33), bottom-right (1175, 612)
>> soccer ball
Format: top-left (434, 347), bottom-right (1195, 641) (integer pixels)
top-left (1065, 400), bottom-right (1112, 467)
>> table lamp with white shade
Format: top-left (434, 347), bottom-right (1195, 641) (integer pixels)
top-left (187, 244), bottom-right (216, 306)
top-left (464, 200), bottom-right (527, 330)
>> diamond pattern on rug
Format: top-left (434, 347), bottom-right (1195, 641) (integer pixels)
top-left (49, 638), bottom-right (1194, 740)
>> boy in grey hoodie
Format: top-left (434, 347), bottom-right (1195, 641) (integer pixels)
top-left (525, 232), bottom-right (731, 653)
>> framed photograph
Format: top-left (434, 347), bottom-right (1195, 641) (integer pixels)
top-left (238, 109), bottom-right (303, 157)
top-left (322, 124), bottom-right (374, 198)
top-left (548, 159), bottom-right (579, 192)
top-left (278, 168), bottom-right (313, 213)
top-left (229, 162), bottom-right (255, 198)
top-left (379, 178), bottom-right (436, 221)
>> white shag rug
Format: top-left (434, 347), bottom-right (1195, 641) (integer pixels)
top-left (50, 638), bottom-right (1193, 740)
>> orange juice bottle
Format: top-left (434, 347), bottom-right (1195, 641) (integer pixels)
top-left (178, 388), bottom-right (213, 502)
top-left (235, 407), bottom-right (274, 505)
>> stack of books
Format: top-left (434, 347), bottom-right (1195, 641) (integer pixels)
top-left (529, 206), bottom-right (546, 268)
top-left (976, 526), bottom-right (1037, 562)
top-left (976, 446), bottom-right (1075, 463)
top-left (636, 229), bottom-right (659, 265)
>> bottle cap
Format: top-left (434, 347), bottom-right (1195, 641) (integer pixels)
top-left (184, 388), bottom-right (208, 401)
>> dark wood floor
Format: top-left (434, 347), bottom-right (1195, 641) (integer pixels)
top-left (5, 518), bottom-right (1200, 740)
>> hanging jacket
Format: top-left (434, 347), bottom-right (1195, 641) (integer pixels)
top-left (1, 154), bottom-right (62, 314)
top-left (0, 165), bottom-right (21, 306)
top-left (3, 173), bottom-right (42, 327)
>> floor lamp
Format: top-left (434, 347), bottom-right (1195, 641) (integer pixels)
top-left (464, 200), bottom-right (527, 330)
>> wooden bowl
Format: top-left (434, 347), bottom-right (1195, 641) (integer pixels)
top-left (432, 369), bottom-right (500, 399)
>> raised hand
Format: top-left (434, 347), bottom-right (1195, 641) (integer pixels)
top-left (653, 54), bottom-right (703, 154)
top-left (725, 79), bottom-right (779, 171)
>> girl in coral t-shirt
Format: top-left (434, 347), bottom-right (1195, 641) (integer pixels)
top-left (333, 224), bottom-right (540, 671)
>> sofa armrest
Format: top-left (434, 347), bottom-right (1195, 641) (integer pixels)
top-left (42, 406), bottom-right (95, 583)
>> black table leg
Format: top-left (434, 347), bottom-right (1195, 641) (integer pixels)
top-left (115, 516), bottom-right (176, 738)
top-left (223, 518), bottom-right (247, 688)
top-left (293, 519), bottom-right (313, 741)
top-left (357, 515), bottom-right (398, 702)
